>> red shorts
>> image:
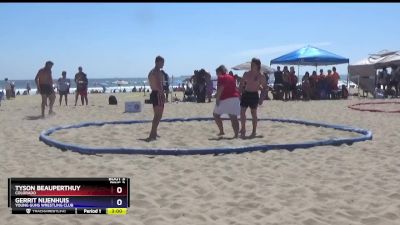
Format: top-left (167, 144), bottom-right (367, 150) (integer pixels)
top-left (78, 88), bottom-right (87, 96)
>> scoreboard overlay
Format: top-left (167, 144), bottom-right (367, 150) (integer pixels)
top-left (8, 178), bottom-right (130, 215)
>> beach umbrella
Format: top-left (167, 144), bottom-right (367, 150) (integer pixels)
top-left (232, 62), bottom-right (275, 74)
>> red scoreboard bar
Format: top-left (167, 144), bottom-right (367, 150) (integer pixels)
top-left (8, 178), bottom-right (130, 215)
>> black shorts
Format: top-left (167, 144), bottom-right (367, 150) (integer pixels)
top-left (59, 90), bottom-right (69, 95)
top-left (39, 84), bottom-right (54, 96)
top-left (150, 91), bottom-right (165, 107)
top-left (283, 82), bottom-right (290, 91)
top-left (240, 91), bottom-right (259, 109)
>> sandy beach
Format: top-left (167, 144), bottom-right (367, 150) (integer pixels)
top-left (1, 92), bottom-right (400, 225)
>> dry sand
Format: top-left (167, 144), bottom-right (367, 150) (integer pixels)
top-left (1, 92), bottom-right (400, 225)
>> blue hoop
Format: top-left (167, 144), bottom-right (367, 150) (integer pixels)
top-left (39, 117), bottom-right (372, 155)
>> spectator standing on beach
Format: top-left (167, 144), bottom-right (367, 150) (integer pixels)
top-left (391, 65), bottom-right (400, 97)
top-left (4, 78), bottom-right (12, 100)
top-left (318, 69), bottom-right (327, 99)
top-left (35, 61), bottom-right (56, 118)
top-left (10, 81), bottom-right (16, 98)
top-left (273, 66), bottom-right (284, 100)
top-left (395, 66), bottom-right (400, 97)
top-left (146, 56), bottom-right (166, 141)
top-left (26, 82), bottom-right (31, 94)
top-left (282, 66), bottom-right (290, 100)
top-left (238, 58), bottom-right (268, 138)
top-left (302, 72), bottom-right (311, 100)
top-left (213, 65), bottom-right (240, 138)
top-left (326, 69), bottom-right (333, 99)
top-left (378, 68), bottom-right (388, 91)
top-left (263, 71), bottom-right (270, 100)
top-left (191, 70), bottom-right (199, 100)
top-left (331, 67), bottom-right (340, 91)
top-left (162, 70), bottom-right (170, 102)
top-left (289, 66), bottom-right (298, 100)
top-left (197, 69), bottom-right (207, 103)
top-left (205, 70), bottom-right (213, 103)
top-left (58, 71), bottom-right (70, 106)
top-left (74, 66), bottom-right (88, 106)
top-left (309, 71), bottom-right (318, 99)
top-left (274, 66), bottom-right (283, 85)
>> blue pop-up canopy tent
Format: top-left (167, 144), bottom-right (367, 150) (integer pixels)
top-left (270, 45), bottom-right (349, 84)
top-left (270, 45), bottom-right (349, 66)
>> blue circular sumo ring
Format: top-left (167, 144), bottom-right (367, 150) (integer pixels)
top-left (39, 117), bottom-right (372, 155)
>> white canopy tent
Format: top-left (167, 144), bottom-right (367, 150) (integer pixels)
top-left (348, 50), bottom-right (400, 95)
top-left (374, 54), bottom-right (400, 68)
top-left (348, 58), bottom-right (380, 95)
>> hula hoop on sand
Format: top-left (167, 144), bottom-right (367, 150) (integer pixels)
top-left (39, 117), bottom-right (372, 155)
top-left (348, 101), bottom-right (400, 113)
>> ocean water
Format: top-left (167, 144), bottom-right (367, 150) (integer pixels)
top-left (0, 77), bottom-right (190, 95)
top-left (0, 75), bottom-right (354, 95)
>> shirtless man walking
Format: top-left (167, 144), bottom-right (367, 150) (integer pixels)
top-left (147, 56), bottom-right (165, 141)
top-left (238, 58), bottom-right (268, 138)
top-left (35, 61), bottom-right (56, 118)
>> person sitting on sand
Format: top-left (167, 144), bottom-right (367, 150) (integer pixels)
top-left (183, 82), bottom-right (195, 102)
top-left (341, 84), bottom-right (349, 99)
top-left (213, 65), bottom-right (240, 138)
top-left (238, 58), bottom-right (268, 138)
top-left (173, 93), bottom-right (180, 102)
top-left (35, 61), bottom-right (56, 118)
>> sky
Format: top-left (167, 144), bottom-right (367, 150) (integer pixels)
top-left (0, 3), bottom-right (399, 80)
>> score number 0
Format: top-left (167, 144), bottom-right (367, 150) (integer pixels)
top-left (116, 186), bottom-right (123, 206)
